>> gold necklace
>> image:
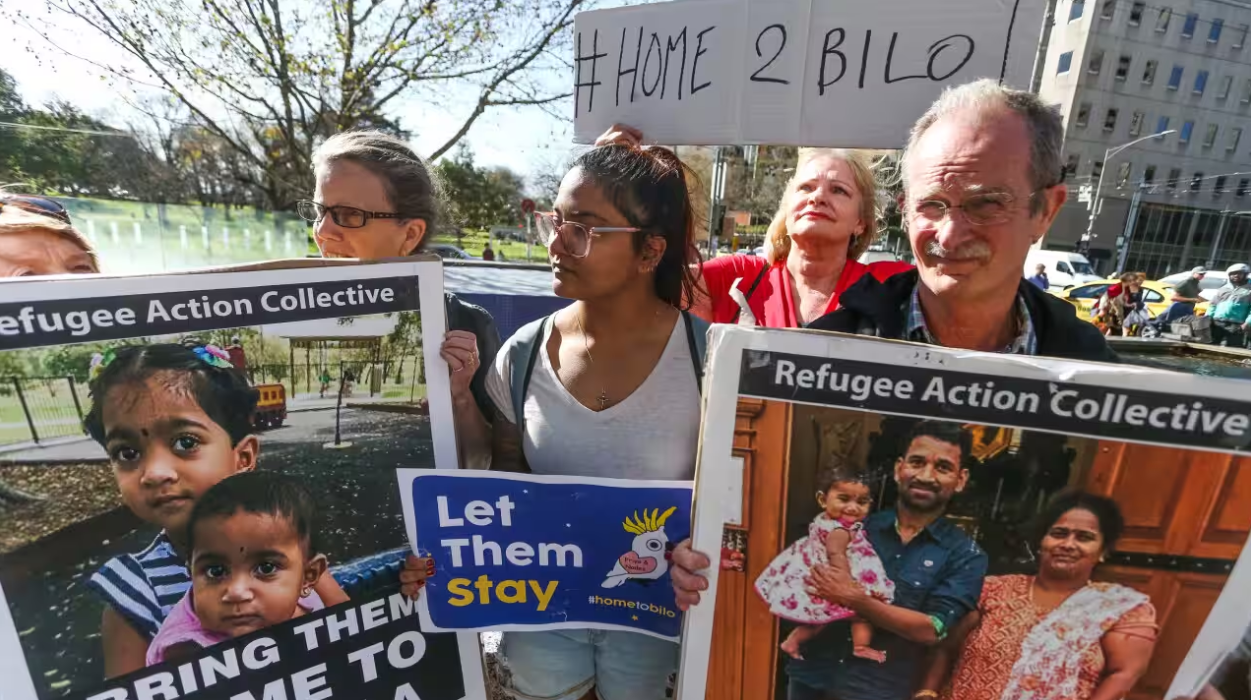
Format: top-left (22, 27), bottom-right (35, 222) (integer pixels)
top-left (574, 313), bottom-right (610, 410)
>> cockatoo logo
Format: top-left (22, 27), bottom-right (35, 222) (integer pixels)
top-left (601, 506), bottom-right (678, 589)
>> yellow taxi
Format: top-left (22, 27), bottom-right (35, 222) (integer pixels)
top-left (1050, 279), bottom-right (1209, 321)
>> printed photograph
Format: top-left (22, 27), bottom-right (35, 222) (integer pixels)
top-left (705, 399), bottom-right (1251, 700)
top-left (0, 309), bottom-right (442, 698)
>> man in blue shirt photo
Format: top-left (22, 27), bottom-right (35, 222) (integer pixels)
top-left (787, 420), bottom-right (989, 700)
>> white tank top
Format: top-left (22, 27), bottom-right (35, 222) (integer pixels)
top-left (484, 316), bottom-right (700, 480)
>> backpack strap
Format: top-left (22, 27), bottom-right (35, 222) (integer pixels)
top-left (732, 263), bottom-right (771, 324)
top-left (507, 315), bottom-right (551, 434)
top-left (682, 310), bottom-right (710, 391)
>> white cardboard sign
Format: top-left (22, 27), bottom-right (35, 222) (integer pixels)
top-left (573, 0), bottom-right (1044, 147)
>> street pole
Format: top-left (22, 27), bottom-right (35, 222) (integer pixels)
top-left (1115, 183), bottom-right (1145, 273)
top-left (1083, 130), bottom-right (1176, 248)
top-left (707, 147), bottom-right (726, 255)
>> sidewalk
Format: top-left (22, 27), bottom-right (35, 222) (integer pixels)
top-left (0, 436), bottom-right (105, 463)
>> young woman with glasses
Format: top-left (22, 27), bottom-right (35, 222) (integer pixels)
top-left (300, 131), bottom-right (500, 471)
top-left (479, 143), bottom-right (704, 700)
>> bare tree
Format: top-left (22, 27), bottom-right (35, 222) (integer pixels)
top-left (34, 0), bottom-right (586, 209)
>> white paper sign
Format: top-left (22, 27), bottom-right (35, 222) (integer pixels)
top-left (573, 0), bottom-right (1044, 148)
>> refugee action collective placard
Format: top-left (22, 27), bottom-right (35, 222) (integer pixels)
top-left (399, 471), bottom-right (693, 640)
top-left (0, 262), bottom-right (485, 700)
top-left (678, 326), bottom-right (1251, 700)
top-left (572, 0), bottom-right (1044, 147)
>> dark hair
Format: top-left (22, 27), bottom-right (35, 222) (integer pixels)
top-left (816, 466), bottom-right (875, 495)
top-left (186, 471), bottom-right (320, 556)
top-left (312, 130), bottom-right (442, 253)
top-left (905, 421), bottom-right (971, 465)
top-left (1034, 489), bottom-right (1124, 551)
top-left (570, 145), bottom-right (703, 308)
top-left (84, 343), bottom-right (259, 446)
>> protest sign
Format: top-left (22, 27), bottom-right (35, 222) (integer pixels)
top-left (398, 470), bottom-right (692, 640)
top-left (572, 0), bottom-right (1045, 147)
top-left (678, 325), bottom-right (1251, 700)
top-left (0, 261), bottom-right (485, 700)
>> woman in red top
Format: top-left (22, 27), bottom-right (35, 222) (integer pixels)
top-left (596, 125), bottom-right (912, 327)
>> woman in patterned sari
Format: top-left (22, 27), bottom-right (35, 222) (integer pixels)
top-left (918, 491), bottom-right (1158, 700)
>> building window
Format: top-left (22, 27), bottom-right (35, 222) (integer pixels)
top-left (1180, 120), bottom-right (1195, 143)
top-left (1070, 0), bottom-right (1086, 22)
top-left (1129, 2), bottom-right (1145, 25)
top-left (1236, 24), bottom-right (1248, 49)
top-left (1129, 111), bottom-right (1145, 136)
top-left (1243, 79), bottom-right (1251, 103)
top-left (1156, 115), bottom-right (1170, 135)
top-left (1210, 18), bottom-right (1224, 43)
top-left (1230, 127), bottom-right (1243, 152)
top-left (1191, 172), bottom-right (1204, 192)
top-left (1144, 165), bottom-right (1157, 183)
top-left (1058, 51), bottom-right (1074, 74)
top-left (1204, 124), bottom-right (1219, 149)
top-left (1064, 154), bottom-right (1080, 178)
top-left (1156, 7), bottom-right (1173, 32)
top-left (1168, 64), bottom-right (1183, 90)
top-left (1088, 49), bottom-right (1104, 74)
top-left (1238, 178), bottom-right (1249, 197)
top-left (1182, 13), bottom-right (1198, 38)
top-left (1195, 70), bottom-right (1209, 95)
top-left (1219, 75), bottom-right (1234, 100)
top-left (1092, 161), bottom-right (1104, 179)
top-left (1117, 162), bottom-right (1132, 186)
top-left (1142, 60), bottom-right (1157, 85)
top-left (1104, 108), bottom-right (1119, 131)
top-left (1116, 55), bottom-right (1131, 81)
top-left (1216, 175), bottom-right (1228, 196)
top-left (1168, 168), bottom-right (1181, 190)
top-left (1076, 102), bottom-right (1092, 127)
top-left (1100, 0), bottom-right (1115, 19)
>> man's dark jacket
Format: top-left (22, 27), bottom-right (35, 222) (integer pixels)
top-left (806, 269), bottom-right (1119, 363)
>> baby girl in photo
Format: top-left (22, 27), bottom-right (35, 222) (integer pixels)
top-left (755, 467), bottom-right (894, 662)
top-left (146, 471), bottom-right (330, 665)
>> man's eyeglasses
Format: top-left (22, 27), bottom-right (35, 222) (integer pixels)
top-left (534, 212), bottom-right (639, 258)
top-left (296, 200), bottom-right (405, 229)
top-left (911, 190), bottom-right (1044, 227)
top-left (0, 194), bottom-right (72, 225)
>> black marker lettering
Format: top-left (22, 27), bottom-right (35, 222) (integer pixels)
top-left (858, 29), bottom-right (872, 89)
top-left (884, 31), bottom-right (928, 84)
top-left (664, 29), bottom-right (688, 100)
top-left (574, 30), bottom-right (607, 116)
top-left (617, 26), bottom-right (644, 106)
top-left (642, 32), bottom-right (664, 97)
top-left (818, 28), bottom-right (846, 95)
top-left (691, 26), bottom-right (715, 95)
top-left (927, 35), bottom-right (976, 81)
top-left (750, 24), bottom-right (790, 85)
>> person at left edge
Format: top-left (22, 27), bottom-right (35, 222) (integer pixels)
top-left (0, 192), bottom-right (99, 276)
top-left (593, 125), bottom-right (912, 328)
top-left (300, 131), bottom-right (501, 471)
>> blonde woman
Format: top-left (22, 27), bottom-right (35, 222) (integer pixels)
top-left (594, 125), bottom-right (911, 328)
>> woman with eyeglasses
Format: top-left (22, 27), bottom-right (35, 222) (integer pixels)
top-left (479, 143), bottom-right (705, 700)
top-left (0, 192), bottom-right (99, 277)
top-left (300, 131), bottom-right (500, 471)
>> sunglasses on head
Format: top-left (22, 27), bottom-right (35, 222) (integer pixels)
top-left (0, 194), bottom-right (72, 225)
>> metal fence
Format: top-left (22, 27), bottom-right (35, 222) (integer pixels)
top-left (245, 357), bottom-right (428, 401)
top-left (0, 376), bottom-right (88, 447)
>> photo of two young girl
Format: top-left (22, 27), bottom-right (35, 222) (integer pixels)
top-left (0, 265), bottom-right (473, 700)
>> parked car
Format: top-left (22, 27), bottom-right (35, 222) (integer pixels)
top-left (429, 244), bottom-right (477, 260)
top-left (1051, 278), bottom-right (1209, 321)
top-left (1024, 250), bottom-right (1101, 289)
top-left (1157, 270), bottom-right (1229, 302)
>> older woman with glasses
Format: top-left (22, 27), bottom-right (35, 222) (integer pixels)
top-left (0, 193), bottom-right (99, 277)
top-left (299, 131), bottom-right (501, 471)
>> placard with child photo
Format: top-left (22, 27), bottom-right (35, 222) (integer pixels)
top-left (678, 325), bottom-right (1251, 700)
top-left (0, 262), bottom-right (485, 700)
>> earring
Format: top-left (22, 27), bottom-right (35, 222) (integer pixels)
top-left (300, 586), bottom-right (311, 598)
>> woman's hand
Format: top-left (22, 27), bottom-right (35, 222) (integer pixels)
top-left (441, 330), bottom-right (480, 398)
top-left (670, 539), bottom-right (711, 610)
top-left (595, 123), bottom-right (644, 149)
top-left (400, 555), bottom-right (435, 599)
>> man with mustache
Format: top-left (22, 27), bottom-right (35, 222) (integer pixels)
top-left (805, 79), bottom-right (1116, 362)
top-left (785, 421), bottom-right (986, 700)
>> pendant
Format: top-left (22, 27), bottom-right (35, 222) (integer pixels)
top-left (597, 390), bottom-right (610, 410)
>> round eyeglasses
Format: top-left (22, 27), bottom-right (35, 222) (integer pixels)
top-left (911, 191), bottom-right (1043, 227)
top-left (534, 212), bottom-right (640, 258)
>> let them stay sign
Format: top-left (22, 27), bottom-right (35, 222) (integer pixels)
top-left (572, 0), bottom-right (1044, 148)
